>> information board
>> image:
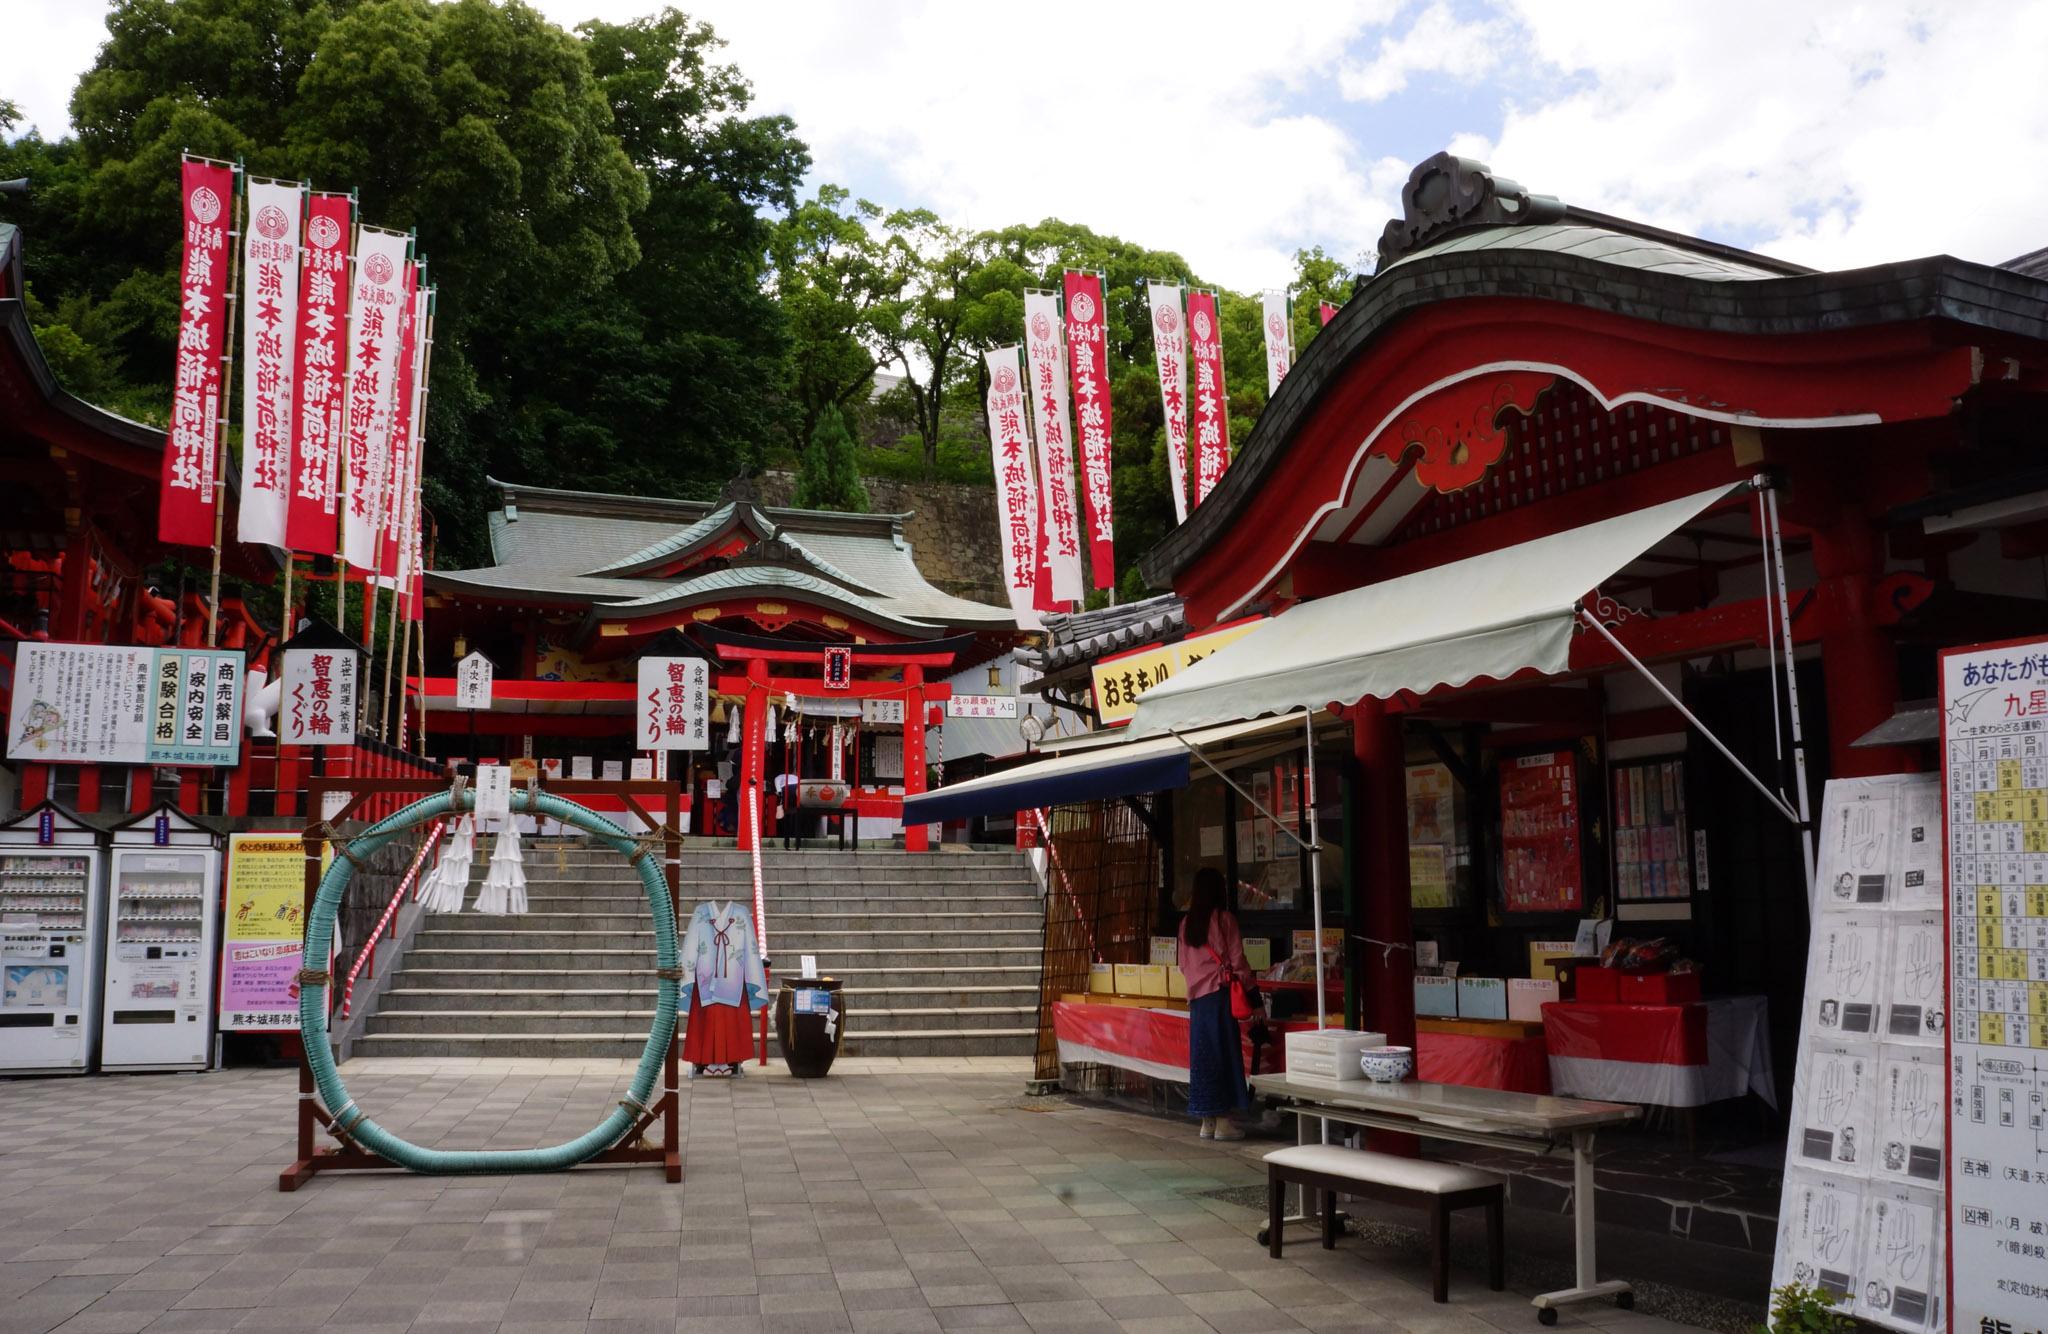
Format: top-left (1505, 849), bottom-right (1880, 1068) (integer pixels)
top-left (277, 647), bottom-right (357, 746)
top-left (6, 643), bottom-right (245, 766)
top-left (219, 832), bottom-right (323, 1031)
top-left (1941, 638), bottom-right (2048, 1334)
top-left (1771, 774), bottom-right (1946, 1332)
top-left (636, 656), bottom-right (708, 750)
top-left (1498, 750), bottom-right (1582, 913)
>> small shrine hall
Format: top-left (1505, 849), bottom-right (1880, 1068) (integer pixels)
top-left (416, 479), bottom-right (1024, 846)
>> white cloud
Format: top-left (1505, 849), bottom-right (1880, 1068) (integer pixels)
top-left (1444, 0), bottom-right (2048, 269)
top-left (1338, 1), bottom-right (1506, 102)
top-left (0, 1), bottom-right (109, 139)
top-left (534, 0), bottom-right (1410, 290)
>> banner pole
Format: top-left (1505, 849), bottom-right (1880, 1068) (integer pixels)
top-left (206, 161), bottom-right (246, 648)
top-left (281, 556), bottom-right (294, 636)
top-left (386, 281), bottom-right (433, 743)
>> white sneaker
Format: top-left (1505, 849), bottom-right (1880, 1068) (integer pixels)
top-left (1198, 1117), bottom-right (1215, 1139)
top-left (1212, 1120), bottom-right (1246, 1141)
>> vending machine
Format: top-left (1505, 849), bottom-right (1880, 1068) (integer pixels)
top-left (0, 802), bottom-right (109, 1075)
top-left (100, 805), bottom-right (222, 1071)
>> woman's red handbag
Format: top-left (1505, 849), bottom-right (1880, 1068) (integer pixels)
top-left (1203, 944), bottom-right (1260, 1020)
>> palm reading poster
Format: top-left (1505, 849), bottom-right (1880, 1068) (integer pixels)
top-left (1771, 773), bottom-right (1945, 1332)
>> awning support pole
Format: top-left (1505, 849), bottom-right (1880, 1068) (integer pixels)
top-left (1166, 728), bottom-right (1315, 857)
top-left (1300, 709), bottom-right (1327, 1032)
top-left (1575, 609), bottom-right (1801, 826)
top-left (1761, 485), bottom-right (1819, 899)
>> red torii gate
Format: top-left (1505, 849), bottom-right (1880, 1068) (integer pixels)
top-left (703, 629), bottom-right (971, 854)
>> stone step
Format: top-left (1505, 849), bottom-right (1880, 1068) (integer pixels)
top-left (409, 918), bottom-right (1040, 950)
top-left (507, 874), bottom-right (1042, 894)
top-left (380, 984), bottom-right (1039, 1012)
top-left (349, 1026), bottom-right (1037, 1060)
top-left (394, 964), bottom-right (1042, 990)
top-left (404, 946), bottom-right (1039, 972)
top-left (366, 1005), bottom-right (1035, 1036)
top-left (503, 893), bottom-right (1042, 913)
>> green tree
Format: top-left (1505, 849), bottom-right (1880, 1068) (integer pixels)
top-left (1288, 244), bottom-right (1355, 353)
top-left (791, 404), bottom-right (868, 513)
top-left (771, 185), bottom-right (911, 446)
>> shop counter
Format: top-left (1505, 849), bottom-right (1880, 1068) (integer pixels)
top-left (1416, 1019), bottom-right (1551, 1095)
top-left (1540, 996), bottom-right (1775, 1108)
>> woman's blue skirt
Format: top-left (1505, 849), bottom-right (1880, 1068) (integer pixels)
top-left (1186, 988), bottom-right (1248, 1118)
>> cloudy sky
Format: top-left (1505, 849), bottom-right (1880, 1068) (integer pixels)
top-left (7, 0), bottom-right (2047, 290)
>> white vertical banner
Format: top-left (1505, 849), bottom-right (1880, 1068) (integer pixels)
top-left (1021, 291), bottom-right (1083, 603)
top-left (340, 227), bottom-right (410, 568)
top-left (1261, 289), bottom-right (1293, 396)
top-left (237, 180), bottom-right (302, 548)
top-left (1147, 282), bottom-right (1191, 525)
top-left (984, 346), bottom-right (1043, 630)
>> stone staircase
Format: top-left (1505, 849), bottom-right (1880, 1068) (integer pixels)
top-left (353, 842), bottom-right (1044, 1059)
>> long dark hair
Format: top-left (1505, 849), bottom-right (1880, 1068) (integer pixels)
top-left (1184, 867), bottom-right (1227, 949)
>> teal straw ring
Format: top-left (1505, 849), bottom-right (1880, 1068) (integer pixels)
top-left (297, 787), bottom-right (681, 1173)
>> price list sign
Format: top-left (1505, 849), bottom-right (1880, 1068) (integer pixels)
top-left (1941, 637), bottom-right (2048, 1333)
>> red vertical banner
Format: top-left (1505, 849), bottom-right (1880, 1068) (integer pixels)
top-left (161, 159), bottom-right (235, 548)
top-left (1062, 270), bottom-right (1115, 590)
top-left (403, 286), bottom-right (433, 621)
top-left (1186, 289), bottom-right (1231, 506)
top-left (286, 193), bottom-right (351, 555)
top-left (1319, 301), bottom-right (1339, 326)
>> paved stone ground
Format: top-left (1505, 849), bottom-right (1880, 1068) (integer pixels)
top-left (0, 1058), bottom-right (1698, 1334)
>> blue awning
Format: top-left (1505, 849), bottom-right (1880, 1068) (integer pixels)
top-left (902, 715), bottom-right (1303, 824)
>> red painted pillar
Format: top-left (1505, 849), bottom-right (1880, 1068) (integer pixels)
top-left (1811, 510), bottom-right (1915, 779)
top-left (52, 529), bottom-right (92, 642)
top-left (21, 765), bottom-right (49, 809)
top-left (129, 766), bottom-right (154, 814)
top-left (902, 666), bottom-right (928, 852)
top-left (75, 766), bottom-right (101, 815)
top-left (737, 659), bottom-right (769, 852)
top-left (1350, 698), bottom-right (1417, 1155)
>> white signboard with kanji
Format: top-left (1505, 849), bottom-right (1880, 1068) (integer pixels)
top-left (862, 698), bottom-right (906, 726)
top-left (948, 695), bottom-right (1018, 718)
top-left (277, 647), bottom-right (358, 747)
top-left (6, 643), bottom-right (243, 766)
top-left (1941, 637), bottom-right (2048, 1334)
top-left (454, 652), bottom-right (494, 710)
top-left (636, 657), bottom-right (709, 750)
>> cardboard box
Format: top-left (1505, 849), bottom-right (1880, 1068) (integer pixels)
top-left (1576, 966), bottom-right (1621, 1003)
top-left (1527, 940), bottom-right (1579, 981)
top-left (1414, 975), bottom-right (1459, 1018)
top-left (1617, 970), bottom-right (1701, 1005)
top-left (1457, 977), bottom-right (1507, 1021)
top-left (1508, 977), bottom-right (1560, 1023)
top-left (1138, 964), bottom-right (1169, 997)
top-left (1088, 963), bottom-right (1114, 994)
top-left (1166, 965), bottom-right (1187, 999)
top-left (1113, 963), bottom-right (1144, 995)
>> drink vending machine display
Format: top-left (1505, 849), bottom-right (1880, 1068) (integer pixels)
top-left (0, 802), bottom-right (109, 1074)
top-left (101, 805), bottom-right (221, 1071)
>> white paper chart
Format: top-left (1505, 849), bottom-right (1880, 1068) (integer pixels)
top-left (1942, 639), bottom-right (2048, 1334)
top-left (1771, 773), bottom-right (1945, 1332)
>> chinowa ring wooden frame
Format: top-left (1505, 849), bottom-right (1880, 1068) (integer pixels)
top-left (280, 775), bottom-right (687, 1189)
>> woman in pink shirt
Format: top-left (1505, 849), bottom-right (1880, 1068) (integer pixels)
top-left (1177, 867), bottom-right (1259, 1140)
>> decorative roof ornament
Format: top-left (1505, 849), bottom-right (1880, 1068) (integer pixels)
top-left (1376, 152), bottom-right (1566, 271)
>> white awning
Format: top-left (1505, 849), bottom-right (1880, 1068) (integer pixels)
top-left (1128, 483), bottom-right (1745, 738)
top-left (900, 715), bottom-right (1305, 824)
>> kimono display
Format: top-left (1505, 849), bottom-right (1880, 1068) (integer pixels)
top-left (680, 900), bottom-right (768, 1071)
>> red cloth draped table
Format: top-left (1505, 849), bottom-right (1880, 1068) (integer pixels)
top-left (1541, 996), bottom-right (1776, 1108)
top-left (1415, 1024), bottom-right (1552, 1094)
top-left (1049, 1000), bottom-right (1322, 1082)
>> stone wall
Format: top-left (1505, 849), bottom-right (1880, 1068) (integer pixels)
top-left (755, 470), bottom-right (1005, 608)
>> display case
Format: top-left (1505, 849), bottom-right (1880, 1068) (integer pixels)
top-left (0, 802), bottom-right (108, 1074)
top-left (101, 806), bottom-right (221, 1071)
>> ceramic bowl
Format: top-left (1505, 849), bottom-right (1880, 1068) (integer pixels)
top-left (1358, 1046), bottom-right (1415, 1083)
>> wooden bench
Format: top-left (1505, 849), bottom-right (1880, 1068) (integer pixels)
top-left (1263, 1144), bottom-right (1505, 1303)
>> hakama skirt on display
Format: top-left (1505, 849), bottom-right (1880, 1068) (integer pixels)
top-left (684, 994), bottom-right (755, 1065)
top-left (1186, 988), bottom-right (1249, 1118)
